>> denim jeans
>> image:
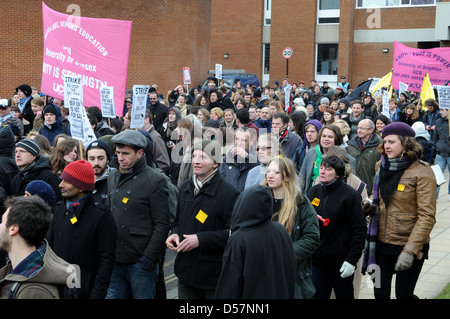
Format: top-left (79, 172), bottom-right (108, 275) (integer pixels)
top-left (435, 154), bottom-right (450, 196)
top-left (106, 262), bottom-right (159, 299)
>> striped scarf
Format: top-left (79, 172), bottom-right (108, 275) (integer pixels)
top-left (193, 168), bottom-right (217, 196)
top-left (362, 155), bottom-right (412, 274)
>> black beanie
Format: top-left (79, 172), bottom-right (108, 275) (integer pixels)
top-left (16, 84), bottom-right (32, 97)
top-left (43, 103), bottom-right (58, 116)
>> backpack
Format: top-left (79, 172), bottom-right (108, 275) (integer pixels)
top-left (7, 281), bottom-right (80, 299)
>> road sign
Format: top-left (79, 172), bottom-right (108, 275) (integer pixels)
top-left (282, 47), bottom-right (293, 59)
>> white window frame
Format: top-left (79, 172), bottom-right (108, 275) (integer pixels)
top-left (317, 0), bottom-right (340, 24)
top-left (314, 43), bottom-right (338, 85)
top-left (264, 0), bottom-right (271, 26)
top-left (356, 0), bottom-right (441, 9)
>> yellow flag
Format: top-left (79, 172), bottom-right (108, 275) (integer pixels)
top-left (388, 85), bottom-right (393, 99)
top-left (420, 73), bottom-right (436, 111)
top-left (371, 70), bottom-right (393, 96)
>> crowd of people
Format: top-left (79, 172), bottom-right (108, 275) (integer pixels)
top-left (0, 77), bottom-right (446, 299)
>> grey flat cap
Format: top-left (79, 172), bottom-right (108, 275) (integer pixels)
top-left (111, 129), bottom-right (147, 149)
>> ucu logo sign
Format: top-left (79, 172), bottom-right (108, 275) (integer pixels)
top-left (53, 83), bottom-right (64, 94)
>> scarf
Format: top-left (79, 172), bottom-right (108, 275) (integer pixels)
top-left (0, 112), bottom-right (13, 125)
top-left (66, 194), bottom-right (88, 212)
top-left (362, 155), bottom-right (412, 274)
top-left (11, 242), bottom-right (46, 278)
top-left (311, 144), bottom-right (322, 187)
top-left (18, 96), bottom-right (31, 113)
top-left (278, 127), bottom-right (288, 144)
top-left (193, 168), bottom-right (217, 196)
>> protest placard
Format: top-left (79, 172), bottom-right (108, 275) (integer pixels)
top-left (41, 3), bottom-right (132, 116)
top-left (100, 86), bottom-right (116, 118)
top-left (130, 85), bottom-right (149, 129)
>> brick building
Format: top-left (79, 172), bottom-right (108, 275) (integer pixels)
top-left (0, 0), bottom-right (212, 100)
top-left (1, 0), bottom-right (449, 101)
top-left (211, 0), bottom-right (450, 89)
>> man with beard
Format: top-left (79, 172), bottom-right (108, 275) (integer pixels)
top-left (86, 140), bottom-right (114, 205)
top-left (48, 160), bottom-right (116, 299)
top-left (147, 89), bottom-right (168, 133)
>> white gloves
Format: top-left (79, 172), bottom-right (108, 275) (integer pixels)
top-left (395, 250), bottom-right (414, 272)
top-left (340, 261), bottom-right (356, 278)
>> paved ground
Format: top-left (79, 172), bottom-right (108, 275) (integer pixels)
top-left (164, 171), bottom-right (450, 300)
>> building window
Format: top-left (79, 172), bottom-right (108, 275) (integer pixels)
top-left (318, 0), bottom-right (340, 24)
top-left (316, 44), bottom-right (338, 75)
top-left (356, 0), bottom-right (442, 8)
top-left (264, 0), bottom-right (271, 26)
top-left (263, 44), bottom-right (270, 74)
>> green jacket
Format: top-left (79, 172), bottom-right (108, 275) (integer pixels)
top-left (107, 155), bottom-right (171, 264)
top-left (291, 193), bottom-right (320, 299)
top-left (347, 133), bottom-right (382, 196)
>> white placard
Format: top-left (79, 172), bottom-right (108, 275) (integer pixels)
top-left (131, 85), bottom-right (149, 129)
top-left (215, 64), bottom-right (222, 80)
top-left (382, 90), bottom-right (390, 117)
top-left (399, 82), bottom-right (409, 94)
top-left (284, 84), bottom-right (291, 111)
top-left (64, 73), bottom-right (83, 103)
top-left (100, 86), bottom-right (116, 118)
top-left (437, 85), bottom-right (450, 109)
top-left (67, 95), bottom-right (96, 146)
top-left (183, 67), bottom-right (191, 85)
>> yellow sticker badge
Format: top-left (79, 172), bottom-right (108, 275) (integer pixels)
top-left (397, 184), bottom-right (405, 191)
top-left (311, 198), bottom-right (320, 206)
top-left (195, 210), bottom-right (208, 223)
top-left (70, 217), bottom-right (78, 224)
top-left (122, 197), bottom-right (129, 204)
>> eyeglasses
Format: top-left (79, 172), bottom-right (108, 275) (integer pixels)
top-left (257, 146), bottom-right (271, 151)
top-left (357, 127), bottom-right (371, 130)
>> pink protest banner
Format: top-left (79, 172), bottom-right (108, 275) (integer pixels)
top-left (41, 2), bottom-right (132, 116)
top-left (392, 41), bottom-right (450, 93)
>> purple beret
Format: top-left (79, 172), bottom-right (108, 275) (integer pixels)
top-left (381, 122), bottom-right (415, 138)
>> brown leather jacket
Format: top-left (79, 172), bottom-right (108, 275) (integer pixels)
top-left (377, 160), bottom-right (436, 259)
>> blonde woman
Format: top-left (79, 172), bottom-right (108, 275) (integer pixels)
top-left (263, 155), bottom-right (320, 299)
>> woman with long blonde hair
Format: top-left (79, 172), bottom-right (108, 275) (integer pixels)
top-left (262, 155), bottom-right (320, 299)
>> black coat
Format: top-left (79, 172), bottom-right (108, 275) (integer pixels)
top-left (10, 156), bottom-right (63, 202)
top-left (47, 193), bottom-right (117, 299)
top-left (147, 101), bottom-right (168, 133)
top-left (215, 185), bottom-right (296, 299)
top-left (172, 172), bottom-right (239, 290)
top-left (307, 179), bottom-right (366, 267)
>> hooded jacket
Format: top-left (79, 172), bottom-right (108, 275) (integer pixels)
top-left (0, 241), bottom-right (73, 299)
top-left (292, 119), bottom-right (322, 172)
top-left (0, 126), bottom-right (18, 212)
top-left (11, 155), bottom-right (63, 203)
top-left (38, 103), bottom-right (71, 145)
top-left (215, 185), bottom-right (296, 299)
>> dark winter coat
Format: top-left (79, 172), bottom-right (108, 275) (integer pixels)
top-left (219, 151), bottom-right (259, 192)
top-left (433, 117), bottom-right (450, 157)
top-left (38, 103), bottom-right (71, 145)
top-left (347, 132), bottom-right (382, 196)
top-left (172, 172), bottom-right (239, 290)
top-left (47, 193), bottom-right (117, 299)
top-left (10, 155), bottom-right (63, 202)
top-left (307, 179), bottom-right (366, 267)
top-left (107, 155), bottom-right (171, 264)
top-left (214, 185), bottom-right (296, 299)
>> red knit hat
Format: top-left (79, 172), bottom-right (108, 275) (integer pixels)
top-left (60, 160), bottom-right (95, 191)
